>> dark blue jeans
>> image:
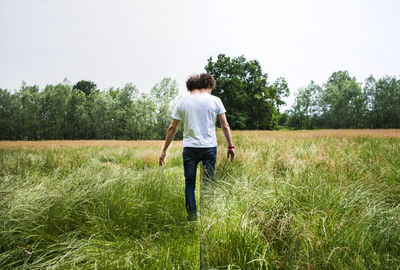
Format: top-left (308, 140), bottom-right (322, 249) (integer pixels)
top-left (182, 147), bottom-right (217, 220)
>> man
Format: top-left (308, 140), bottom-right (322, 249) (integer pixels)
top-left (159, 73), bottom-right (235, 221)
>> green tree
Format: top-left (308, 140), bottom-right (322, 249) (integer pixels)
top-left (73, 80), bottom-right (97, 97)
top-left (93, 92), bottom-right (114, 139)
top-left (65, 88), bottom-right (86, 139)
top-left (273, 77), bottom-right (290, 112)
top-left (119, 83), bottom-right (138, 139)
top-left (0, 89), bottom-right (13, 139)
top-left (363, 75), bottom-right (378, 128)
top-left (321, 71), bottom-right (364, 128)
top-left (135, 93), bottom-right (156, 139)
top-left (277, 111), bottom-right (289, 126)
top-left (40, 83), bottom-right (70, 139)
top-left (365, 75), bottom-right (400, 128)
top-left (151, 78), bottom-right (179, 139)
top-left (150, 78), bottom-right (179, 101)
top-left (288, 81), bottom-right (322, 129)
top-left (18, 83), bottom-right (41, 140)
top-left (205, 54), bottom-right (281, 130)
top-left (106, 83), bottom-right (140, 140)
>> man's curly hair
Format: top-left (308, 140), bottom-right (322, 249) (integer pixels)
top-left (186, 74), bottom-right (200, 91)
top-left (198, 73), bottom-right (216, 90)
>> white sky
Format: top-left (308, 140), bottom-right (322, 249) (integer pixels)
top-left (1, 0), bottom-right (399, 110)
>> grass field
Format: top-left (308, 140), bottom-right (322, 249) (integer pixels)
top-left (1, 130), bottom-right (400, 269)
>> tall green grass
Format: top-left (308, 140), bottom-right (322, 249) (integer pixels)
top-left (201, 136), bottom-right (400, 269)
top-left (1, 133), bottom-right (400, 269)
top-left (0, 146), bottom-right (199, 269)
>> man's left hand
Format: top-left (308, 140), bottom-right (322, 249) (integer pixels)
top-left (227, 148), bottom-right (235, 162)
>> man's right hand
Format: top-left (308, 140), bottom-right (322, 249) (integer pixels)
top-left (159, 150), bottom-right (166, 166)
top-left (227, 148), bottom-right (235, 162)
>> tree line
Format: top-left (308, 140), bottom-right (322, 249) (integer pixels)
top-left (1, 54), bottom-right (399, 141)
top-left (0, 54), bottom-right (290, 141)
top-left (205, 55), bottom-right (399, 130)
top-left (286, 71), bottom-right (400, 129)
top-left (0, 78), bottom-right (182, 140)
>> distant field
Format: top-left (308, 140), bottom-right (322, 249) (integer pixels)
top-left (1, 130), bottom-right (400, 269)
top-left (1, 129), bottom-right (399, 149)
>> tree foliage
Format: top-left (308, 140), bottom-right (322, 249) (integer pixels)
top-left (0, 78), bottom-right (181, 140)
top-left (287, 81), bottom-right (322, 129)
top-left (73, 80), bottom-right (97, 97)
top-left (1, 67), bottom-right (399, 139)
top-left (205, 54), bottom-right (288, 130)
top-left (287, 71), bottom-right (400, 129)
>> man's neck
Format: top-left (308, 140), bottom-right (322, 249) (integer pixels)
top-left (189, 88), bottom-right (212, 95)
top-left (200, 88), bottom-right (212, 94)
top-left (190, 89), bottom-right (201, 94)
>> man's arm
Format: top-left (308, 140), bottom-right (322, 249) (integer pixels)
top-left (218, 113), bottom-right (235, 162)
top-left (159, 119), bottom-right (180, 166)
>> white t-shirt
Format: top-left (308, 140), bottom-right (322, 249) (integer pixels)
top-left (171, 93), bottom-right (226, 148)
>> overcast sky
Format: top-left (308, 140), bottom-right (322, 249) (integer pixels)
top-left (1, 0), bottom-right (399, 109)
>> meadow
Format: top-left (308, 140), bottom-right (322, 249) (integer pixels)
top-left (1, 130), bottom-right (400, 269)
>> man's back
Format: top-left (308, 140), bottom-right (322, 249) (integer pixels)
top-left (172, 93), bottom-right (226, 148)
